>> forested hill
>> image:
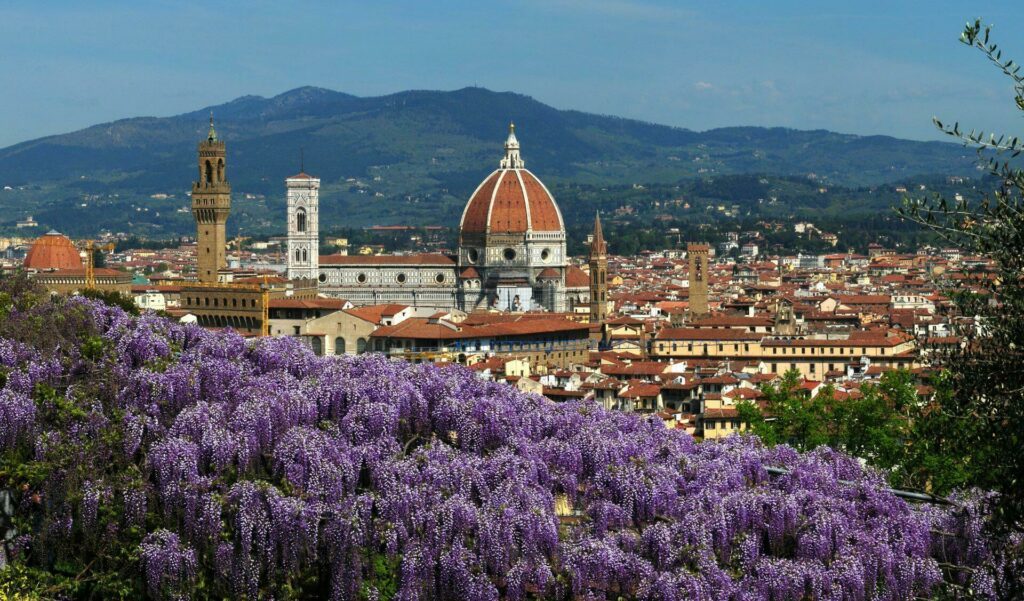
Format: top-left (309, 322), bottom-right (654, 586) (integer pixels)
top-left (0, 86), bottom-right (977, 190)
top-left (0, 86), bottom-right (978, 236)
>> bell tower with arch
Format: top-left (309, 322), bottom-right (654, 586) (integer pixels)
top-left (286, 165), bottom-right (320, 282)
top-left (191, 115), bottom-right (230, 283)
top-left (588, 212), bottom-right (608, 324)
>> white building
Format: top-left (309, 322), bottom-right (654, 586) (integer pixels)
top-left (309, 125), bottom-right (588, 312)
top-left (286, 172), bottom-right (320, 282)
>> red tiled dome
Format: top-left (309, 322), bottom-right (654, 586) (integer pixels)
top-left (24, 231), bottom-right (83, 270)
top-left (461, 169), bottom-right (563, 234)
top-left (460, 125), bottom-right (564, 236)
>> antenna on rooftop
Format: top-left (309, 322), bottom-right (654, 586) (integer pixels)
top-left (300, 147), bottom-right (305, 173)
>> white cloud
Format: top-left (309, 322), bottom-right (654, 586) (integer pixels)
top-left (694, 81), bottom-right (714, 91)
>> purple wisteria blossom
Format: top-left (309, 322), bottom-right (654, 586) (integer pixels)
top-left (0, 295), bottom-right (1011, 600)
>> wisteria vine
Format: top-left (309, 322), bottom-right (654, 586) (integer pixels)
top-left (0, 293), bottom-right (1011, 599)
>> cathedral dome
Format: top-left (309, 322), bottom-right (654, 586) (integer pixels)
top-left (24, 231), bottom-right (83, 270)
top-left (459, 125), bottom-right (564, 236)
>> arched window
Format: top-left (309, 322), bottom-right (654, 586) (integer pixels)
top-left (217, 158), bottom-right (224, 182)
top-left (334, 337), bottom-right (346, 355)
top-left (356, 338), bottom-right (367, 354)
top-left (295, 249), bottom-right (301, 262)
top-left (302, 249), bottom-right (308, 262)
top-left (310, 337), bottom-right (323, 356)
top-left (296, 208), bottom-right (307, 232)
top-left (205, 160), bottom-right (213, 184)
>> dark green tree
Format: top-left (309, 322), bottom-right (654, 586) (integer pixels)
top-left (899, 19), bottom-right (1024, 538)
top-left (737, 369), bottom-right (915, 478)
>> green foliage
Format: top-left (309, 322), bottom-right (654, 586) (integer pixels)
top-left (360, 551), bottom-right (401, 601)
top-left (899, 19), bottom-right (1024, 539)
top-left (0, 271), bottom-right (47, 320)
top-left (740, 369), bottom-right (930, 486)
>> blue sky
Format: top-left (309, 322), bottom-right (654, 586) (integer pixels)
top-left (1, 1), bottom-right (1022, 147)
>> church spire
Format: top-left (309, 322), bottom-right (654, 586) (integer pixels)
top-left (591, 211), bottom-right (606, 254)
top-left (589, 210), bottom-right (609, 324)
top-left (499, 122), bottom-right (524, 169)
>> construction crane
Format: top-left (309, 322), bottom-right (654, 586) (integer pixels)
top-left (231, 228), bottom-right (247, 251)
top-left (84, 240), bottom-right (95, 289)
top-left (81, 240), bottom-right (116, 289)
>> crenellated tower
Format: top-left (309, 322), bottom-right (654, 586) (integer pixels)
top-left (191, 115), bottom-right (230, 282)
top-left (588, 212), bottom-right (608, 323)
top-left (688, 242), bottom-right (710, 318)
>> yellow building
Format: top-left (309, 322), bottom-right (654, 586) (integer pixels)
top-left (701, 407), bottom-right (747, 440)
top-left (652, 328), bottom-right (917, 379)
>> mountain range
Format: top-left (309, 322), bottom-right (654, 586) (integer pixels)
top-left (0, 86), bottom-right (979, 236)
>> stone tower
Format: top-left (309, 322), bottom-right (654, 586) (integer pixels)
top-left (286, 168), bottom-right (320, 282)
top-left (588, 212), bottom-right (608, 323)
top-left (688, 242), bottom-right (710, 318)
top-left (191, 115), bottom-right (230, 283)
top-left (774, 297), bottom-right (798, 336)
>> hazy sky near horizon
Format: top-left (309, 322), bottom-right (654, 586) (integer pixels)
top-left (2, 1), bottom-right (1023, 148)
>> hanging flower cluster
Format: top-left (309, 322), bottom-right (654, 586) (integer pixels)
top-left (0, 295), bottom-right (1008, 600)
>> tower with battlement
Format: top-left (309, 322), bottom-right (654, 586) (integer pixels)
top-left (191, 116), bottom-right (230, 283)
top-left (688, 242), bottom-right (710, 318)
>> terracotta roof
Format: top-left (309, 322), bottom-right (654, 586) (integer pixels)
top-left (269, 298), bottom-right (348, 310)
top-left (460, 267), bottom-right (481, 279)
top-left (543, 387), bottom-right (588, 399)
top-left (344, 304), bottom-right (409, 324)
top-left (24, 231), bottom-right (83, 270)
top-left (370, 316), bottom-right (590, 341)
top-left (655, 328), bottom-right (761, 341)
top-left (619, 383), bottom-right (661, 398)
top-left (565, 265), bottom-right (589, 288)
top-left (286, 172), bottom-right (317, 180)
top-left (320, 253), bottom-right (455, 266)
top-left (834, 294), bottom-right (891, 305)
top-left (460, 169), bottom-right (563, 235)
top-left (689, 315), bottom-right (773, 328)
top-left (537, 267), bottom-right (561, 279)
top-left (704, 407), bottom-right (740, 419)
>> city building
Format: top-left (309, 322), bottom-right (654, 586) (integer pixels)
top-left (180, 118), bottom-right (316, 335)
top-left (312, 125), bottom-right (590, 313)
top-left (285, 170), bottom-right (320, 282)
top-left (22, 230), bottom-right (131, 295)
